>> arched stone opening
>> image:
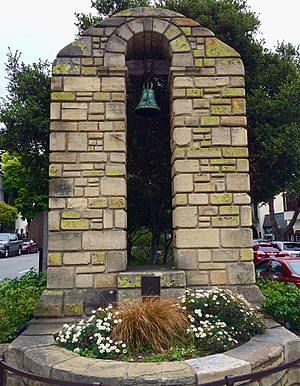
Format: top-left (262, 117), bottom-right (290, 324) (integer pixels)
top-left (38, 7), bottom-right (264, 318)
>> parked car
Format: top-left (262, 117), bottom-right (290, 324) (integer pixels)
top-left (0, 233), bottom-right (23, 258)
top-left (255, 257), bottom-right (300, 289)
top-left (21, 239), bottom-right (39, 254)
top-left (252, 241), bottom-right (289, 265)
top-left (272, 241), bottom-right (300, 258)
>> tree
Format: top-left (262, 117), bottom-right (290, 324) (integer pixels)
top-left (0, 201), bottom-right (18, 231)
top-left (0, 50), bottom-right (50, 221)
top-left (247, 43), bottom-right (300, 239)
top-left (1, 152), bottom-right (48, 222)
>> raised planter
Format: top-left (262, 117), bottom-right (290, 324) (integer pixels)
top-left (2, 319), bottom-right (300, 385)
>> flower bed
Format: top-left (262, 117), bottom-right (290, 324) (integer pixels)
top-left (56, 287), bottom-right (266, 362)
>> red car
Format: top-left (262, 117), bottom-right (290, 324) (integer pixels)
top-left (255, 257), bottom-right (300, 289)
top-left (21, 239), bottom-right (39, 254)
top-left (252, 242), bottom-right (289, 265)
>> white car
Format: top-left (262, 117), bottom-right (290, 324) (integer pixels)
top-left (273, 241), bottom-right (300, 258)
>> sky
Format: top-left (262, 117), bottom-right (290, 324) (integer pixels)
top-left (0, 0), bottom-right (299, 99)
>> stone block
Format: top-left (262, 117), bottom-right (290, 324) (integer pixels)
top-left (101, 176), bottom-right (126, 196)
top-left (51, 103), bottom-right (61, 120)
top-left (64, 290), bottom-right (85, 316)
top-left (173, 174), bottom-right (194, 193)
top-left (228, 262), bottom-right (255, 285)
top-left (212, 216), bottom-right (239, 227)
top-left (48, 210), bottom-right (60, 231)
top-left (235, 159), bottom-right (248, 173)
top-left (61, 219), bottom-right (89, 230)
top-left (174, 250), bottom-right (198, 270)
top-left (221, 116), bottom-right (247, 127)
top-left (241, 205), bottom-right (252, 227)
top-left (186, 353), bottom-right (251, 384)
top-left (103, 52), bottom-right (125, 66)
top-left (220, 228), bottom-right (252, 248)
top-left (82, 230), bottom-right (126, 250)
top-left (212, 249), bottom-right (239, 262)
top-left (161, 271), bottom-right (186, 287)
top-left (107, 251), bottom-right (127, 272)
top-left (48, 253), bottom-right (63, 266)
top-left (49, 198), bottom-right (66, 209)
top-left (205, 38), bottom-right (240, 57)
top-left (197, 249), bottom-right (212, 262)
top-left (210, 270), bottom-right (227, 285)
top-left (103, 132), bottom-right (126, 151)
top-left (173, 194), bottom-right (187, 206)
top-left (210, 193), bottom-right (232, 205)
top-left (79, 151), bottom-right (108, 163)
top-left (175, 228), bottom-right (220, 248)
top-left (51, 121), bottom-right (78, 132)
top-left (194, 76), bottom-right (229, 88)
top-left (63, 252), bottom-right (90, 265)
top-left (67, 197), bottom-right (88, 209)
top-left (211, 127), bottom-right (231, 145)
top-left (173, 160), bottom-right (199, 174)
top-left (50, 132), bottom-right (66, 151)
top-left (215, 58), bottom-right (244, 75)
top-left (187, 147), bottom-right (222, 158)
top-left (49, 231), bottom-right (82, 251)
top-left (186, 270), bottom-right (209, 285)
top-left (172, 99), bottom-right (193, 115)
top-left (103, 209), bottom-right (113, 228)
top-left (91, 251), bottom-right (106, 265)
top-left (76, 274), bottom-right (93, 288)
top-left (115, 209), bottom-right (127, 228)
top-left (67, 133), bottom-right (88, 151)
top-left (106, 102), bottom-right (125, 120)
top-left (64, 77), bottom-right (100, 92)
top-left (189, 193), bottom-right (209, 205)
top-left (170, 36), bottom-right (190, 52)
top-left (105, 163), bottom-right (126, 176)
top-left (34, 290), bottom-right (64, 317)
top-left (47, 267), bottom-right (75, 289)
top-left (173, 76), bottom-right (193, 88)
top-left (226, 173), bottom-right (250, 192)
top-left (173, 127), bottom-right (192, 146)
top-left (231, 127), bottom-right (248, 146)
top-left (94, 273), bottom-right (117, 288)
top-left (233, 193), bottom-right (251, 204)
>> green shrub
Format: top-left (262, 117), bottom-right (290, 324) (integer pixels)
top-left (56, 287), bottom-right (265, 361)
top-left (0, 269), bottom-right (47, 343)
top-left (257, 276), bottom-right (300, 330)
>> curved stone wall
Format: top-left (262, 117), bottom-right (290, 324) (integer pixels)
top-left (3, 320), bottom-right (300, 385)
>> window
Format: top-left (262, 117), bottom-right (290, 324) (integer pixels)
top-left (267, 261), bottom-right (282, 275)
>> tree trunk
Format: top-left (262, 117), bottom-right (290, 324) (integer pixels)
top-left (149, 196), bottom-right (162, 265)
top-left (269, 198), bottom-right (300, 240)
top-left (163, 231), bottom-right (173, 265)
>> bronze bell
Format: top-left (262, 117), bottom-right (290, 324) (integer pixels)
top-left (135, 81), bottom-right (161, 116)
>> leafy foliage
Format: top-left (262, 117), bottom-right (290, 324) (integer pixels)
top-left (1, 152), bottom-right (48, 221)
top-left (0, 201), bottom-right (18, 228)
top-left (0, 269), bottom-right (47, 343)
top-left (56, 288), bottom-right (265, 361)
top-left (0, 50), bottom-right (50, 221)
top-left (257, 276), bottom-right (300, 331)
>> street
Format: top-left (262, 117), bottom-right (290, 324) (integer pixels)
top-left (0, 252), bottom-right (40, 281)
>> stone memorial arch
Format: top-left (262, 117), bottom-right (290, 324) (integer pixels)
top-left (37, 7), bottom-right (263, 318)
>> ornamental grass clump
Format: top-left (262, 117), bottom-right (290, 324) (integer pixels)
top-left (56, 288), bottom-right (266, 361)
top-left (111, 297), bottom-right (190, 352)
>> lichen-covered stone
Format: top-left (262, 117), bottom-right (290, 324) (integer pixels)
top-left (205, 37), bottom-right (240, 57)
